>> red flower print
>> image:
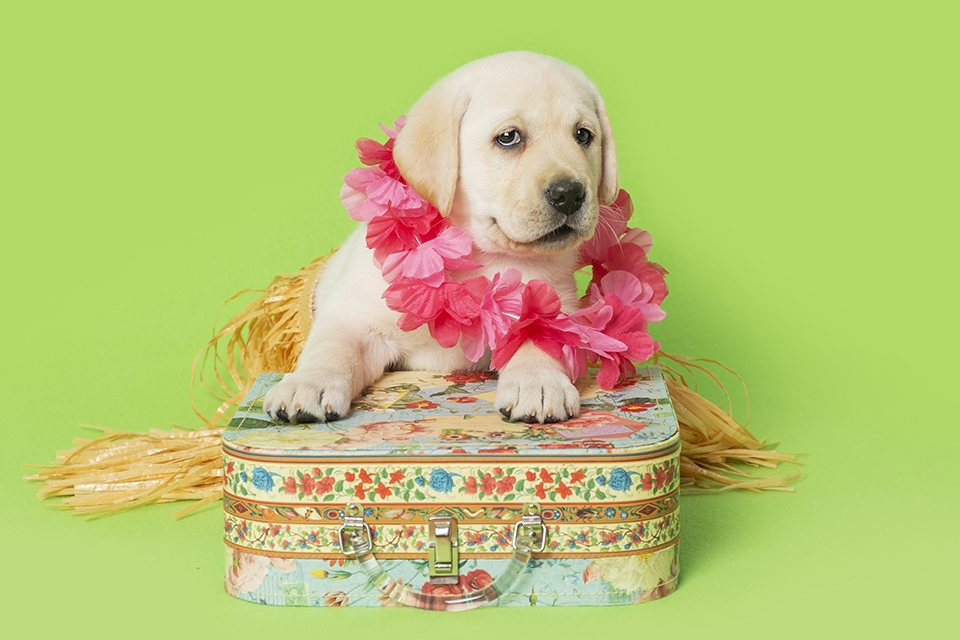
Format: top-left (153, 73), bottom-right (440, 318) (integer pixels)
top-left (655, 467), bottom-right (666, 489)
top-left (443, 371), bottom-right (496, 384)
top-left (283, 476), bottom-right (297, 494)
top-left (359, 469), bottom-right (374, 484)
top-left (389, 470), bottom-right (405, 485)
top-left (665, 465), bottom-right (675, 486)
top-left (480, 473), bottom-right (496, 494)
top-left (555, 482), bottom-right (573, 499)
top-left (492, 467), bottom-right (503, 476)
top-left (525, 470), bottom-right (537, 482)
top-left (642, 473), bottom-right (653, 492)
top-left (569, 469), bottom-right (587, 484)
top-left (353, 482), bottom-right (368, 501)
top-left (299, 475), bottom-right (316, 496)
top-left (464, 477), bottom-right (478, 495)
top-left (311, 467), bottom-right (322, 477)
top-left (374, 482), bottom-right (392, 499)
top-left (226, 461), bottom-right (234, 475)
top-left (535, 482), bottom-right (548, 500)
top-left (495, 476), bottom-right (516, 495)
top-left (539, 468), bottom-right (554, 483)
top-left (619, 401), bottom-right (656, 412)
top-left (462, 569), bottom-right (494, 591)
top-left (448, 396), bottom-right (478, 404)
top-left (421, 582), bottom-right (464, 597)
top-left (477, 446), bottom-right (519, 454)
top-left (420, 569), bottom-right (494, 597)
top-left (315, 476), bottom-right (335, 495)
top-left (344, 471), bottom-right (356, 482)
top-left (405, 400), bottom-right (440, 410)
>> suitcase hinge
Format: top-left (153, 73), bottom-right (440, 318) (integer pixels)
top-left (428, 515), bottom-right (460, 585)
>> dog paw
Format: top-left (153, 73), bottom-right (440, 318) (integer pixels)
top-left (263, 370), bottom-right (355, 424)
top-left (495, 365), bottom-right (581, 424)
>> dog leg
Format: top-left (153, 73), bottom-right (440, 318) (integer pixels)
top-left (495, 342), bottom-right (581, 424)
top-left (263, 323), bottom-right (397, 424)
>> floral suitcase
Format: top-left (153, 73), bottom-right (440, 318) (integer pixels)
top-left (222, 367), bottom-right (680, 609)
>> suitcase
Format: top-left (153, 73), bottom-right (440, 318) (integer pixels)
top-left (222, 366), bottom-right (680, 609)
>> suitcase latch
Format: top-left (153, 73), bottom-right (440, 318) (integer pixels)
top-left (338, 503), bottom-right (372, 557)
top-left (512, 502), bottom-right (547, 552)
top-left (428, 516), bottom-right (459, 585)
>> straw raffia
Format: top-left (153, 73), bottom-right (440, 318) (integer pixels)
top-left (27, 250), bottom-right (800, 516)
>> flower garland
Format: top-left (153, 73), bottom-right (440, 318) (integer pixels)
top-left (339, 119), bottom-right (669, 390)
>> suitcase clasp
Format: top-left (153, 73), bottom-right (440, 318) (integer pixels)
top-left (338, 503), bottom-right (372, 556)
top-left (512, 502), bottom-right (547, 552)
top-left (428, 515), bottom-right (460, 585)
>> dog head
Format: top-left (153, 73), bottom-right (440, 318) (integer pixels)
top-left (393, 51), bottom-right (618, 257)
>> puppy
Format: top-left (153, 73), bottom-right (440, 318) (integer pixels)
top-left (264, 51), bottom-right (618, 425)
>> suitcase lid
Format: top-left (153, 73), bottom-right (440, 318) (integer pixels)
top-left (222, 366), bottom-right (678, 459)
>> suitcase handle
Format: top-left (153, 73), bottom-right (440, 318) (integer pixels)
top-left (339, 502), bottom-right (545, 611)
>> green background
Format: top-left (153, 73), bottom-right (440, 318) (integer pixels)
top-left (2, 1), bottom-right (957, 637)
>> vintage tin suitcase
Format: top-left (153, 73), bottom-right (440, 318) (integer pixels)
top-left (222, 367), bottom-right (680, 609)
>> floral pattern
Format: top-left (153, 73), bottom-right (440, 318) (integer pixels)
top-left (225, 544), bottom-right (678, 607)
top-left (223, 367), bottom-right (678, 456)
top-left (224, 458), bottom-right (679, 504)
top-left (224, 511), bottom-right (678, 557)
top-left (223, 367), bottom-right (680, 607)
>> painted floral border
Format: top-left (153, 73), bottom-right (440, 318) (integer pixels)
top-left (223, 494), bottom-right (678, 525)
top-left (224, 510), bottom-right (678, 557)
top-left (223, 456), bottom-right (679, 505)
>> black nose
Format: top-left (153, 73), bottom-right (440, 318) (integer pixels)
top-left (545, 179), bottom-right (586, 216)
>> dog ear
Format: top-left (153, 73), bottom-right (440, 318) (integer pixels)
top-left (394, 82), bottom-right (470, 216)
top-left (594, 93), bottom-right (619, 206)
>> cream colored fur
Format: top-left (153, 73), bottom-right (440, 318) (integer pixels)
top-left (264, 51), bottom-right (617, 425)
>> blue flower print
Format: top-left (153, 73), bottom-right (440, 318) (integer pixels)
top-left (414, 476), bottom-right (425, 486)
top-left (239, 471), bottom-right (248, 482)
top-left (607, 468), bottom-right (640, 492)
top-left (251, 466), bottom-right (279, 491)
top-left (604, 507), bottom-right (616, 518)
top-left (596, 475), bottom-right (606, 486)
top-left (428, 468), bottom-right (458, 493)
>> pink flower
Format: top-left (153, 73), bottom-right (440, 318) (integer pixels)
top-left (383, 276), bottom-right (487, 348)
top-left (460, 269), bottom-right (523, 362)
top-left (365, 207), bottom-right (445, 266)
top-left (491, 280), bottom-right (581, 371)
top-left (590, 241), bottom-right (669, 306)
top-left (341, 166), bottom-right (430, 223)
top-left (595, 270), bottom-right (666, 324)
top-left (380, 226), bottom-right (481, 286)
top-left (578, 189), bottom-right (634, 266)
top-left (578, 273), bottom-right (662, 388)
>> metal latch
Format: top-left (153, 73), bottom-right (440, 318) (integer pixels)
top-left (338, 503), bottom-right (372, 557)
top-left (428, 516), bottom-right (459, 584)
top-left (512, 503), bottom-right (547, 552)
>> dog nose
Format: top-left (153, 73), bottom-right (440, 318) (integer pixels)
top-left (545, 179), bottom-right (586, 216)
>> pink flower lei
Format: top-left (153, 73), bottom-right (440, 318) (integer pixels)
top-left (340, 119), bottom-right (669, 390)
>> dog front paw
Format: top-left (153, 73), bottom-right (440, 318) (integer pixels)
top-left (495, 364), bottom-right (581, 424)
top-left (263, 370), bottom-right (355, 424)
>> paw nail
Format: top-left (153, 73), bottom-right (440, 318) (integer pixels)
top-left (275, 408), bottom-right (290, 423)
top-left (324, 411), bottom-right (341, 422)
top-left (499, 407), bottom-right (512, 419)
top-left (295, 410), bottom-right (318, 424)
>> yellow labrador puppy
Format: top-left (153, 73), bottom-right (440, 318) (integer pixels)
top-left (264, 51), bottom-right (617, 425)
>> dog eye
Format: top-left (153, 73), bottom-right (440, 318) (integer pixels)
top-left (575, 128), bottom-right (593, 146)
top-left (496, 130), bottom-right (522, 147)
